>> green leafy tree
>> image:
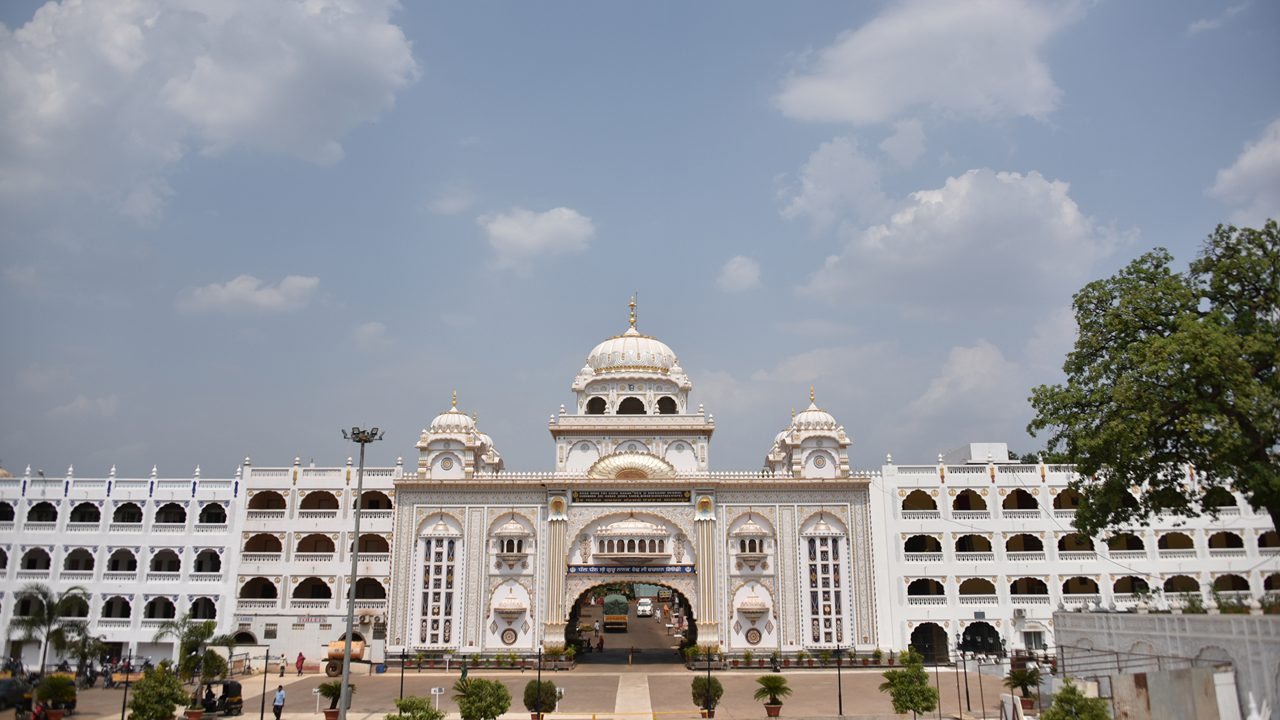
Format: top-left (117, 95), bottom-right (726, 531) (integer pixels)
top-left (384, 695), bottom-right (445, 720)
top-left (152, 613), bottom-right (216, 682)
top-left (878, 648), bottom-right (938, 719)
top-left (7, 583), bottom-right (89, 673)
top-left (522, 680), bottom-right (557, 715)
top-left (1041, 681), bottom-right (1110, 720)
top-left (452, 678), bottom-right (510, 720)
top-left (1005, 667), bottom-right (1042, 698)
top-left (690, 676), bottom-right (724, 711)
top-left (1029, 221), bottom-right (1280, 533)
top-left (63, 627), bottom-right (106, 676)
top-left (128, 662), bottom-right (189, 720)
top-left (752, 675), bottom-right (792, 706)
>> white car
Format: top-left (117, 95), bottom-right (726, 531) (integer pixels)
top-left (635, 598), bottom-right (654, 617)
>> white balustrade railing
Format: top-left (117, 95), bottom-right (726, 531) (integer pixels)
top-left (298, 510), bottom-right (338, 520)
top-left (246, 510), bottom-right (285, 520)
top-left (1002, 510), bottom-right (1041, 520)
top-left (1109, 550), bottom-right (1148, 560)
top-left (147, 572), bottom-right (181, 582)
top-left (1053, 509), bottom-right (1077, 519)
top-left (241, 553), bottom-right (282, 563)
top-left (236, 599), bottom-right (278, 610)
top-left (359, 510), bottom-right (394, 521)
top-left (291, 599), bottom-right (331, 610)
top-left (904, 552), bottom-right (943, 563)
top-left (1208, 548), bottom-right (1246, 558)
top-left (1011, 594), bottom-right (1051, 605)
top-left (1061, 594), bottom-right (1101, 605)
top-left (24, 522), bottom-right (56, 532)
top-left (16, 569), bottom-right (51, 579)
top-left (103, 571), bottom-right (137, 582)
top-left (1006, 551), bottom-right (1045, 562)
top-left (194, 523), bottom-right (229, 534)
top-left (60, 571), bottom-right (94, 581)
top-left (1057, 551), bottom-right (1096, 561)
top-left (108, 522), bottom-right (144, 533)
top-left (294, 553), bottom-right (335, 563)
top-left (902, 510), bottom-right (940, 520)
top-left (359, 553), bottom-right (391, 563)
top-left (952, 510), bottom-right (990, 521)
top-left (907, 595), bottom-right (948, 606)
top-left (958, 595), bottom-right (998, 605)
top-left (66, 522), bottom-right (101, 532)
top-left (955, 552), bottom-right (994, 562)
top-left (191, 572), bottom-right (224, 583)
top-left (1158, 549), bottom-right (1196, 559)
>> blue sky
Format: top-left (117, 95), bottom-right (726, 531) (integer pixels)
top-left (1, 0), bottom-right (1277, 476)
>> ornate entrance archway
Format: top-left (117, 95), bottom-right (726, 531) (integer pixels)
top-left (566, 580), bottom-right (697, 664)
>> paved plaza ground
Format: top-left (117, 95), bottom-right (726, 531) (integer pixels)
top-left (68, 662), bottom-right (1012, 720)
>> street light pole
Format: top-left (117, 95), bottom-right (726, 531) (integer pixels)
top-left (535, 647), bottom-right (543, 718)
top-left (956, 635), bottom-right (971, 712)
top-left (259, 646), bottom-right (271, 720)
top-left (834, 647), bottom-right (844, 716)
top-left (399, 649), bottom-right (405, 700)
top-left (339, 426), bottom-right (382, 720)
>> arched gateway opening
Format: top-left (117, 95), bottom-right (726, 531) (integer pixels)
top-left (568, 582), bottom-right (696, 665)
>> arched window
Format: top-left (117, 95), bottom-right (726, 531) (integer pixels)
top-left (354, 578), bottom-right (386, 599)
top-left (154, 503), bottom-right (186, 524)
top-left (1006, 534), bottom-right (1044, 552)
top-left (1062, 577), bottom-right (1099, 594)
top-left (0, 548), bottom-right (7, 570)
top-left (27, 502), bottom-right (57, 522)
top-left (190, 597), bottom-right (217, 620)
top-left (656, 396), bottom-right (677, 415)
top-left (1265, 574), bottom-right (1280, 591)
top-left (113, 503), bottom-right (143, 523)
top-left (1202, 487), bottom-right (1237, 508)
top-left (586, 397), bottom-right (606, 414)
top-left (296, 534), bottom-right (336, 553)
top-left (69, 503), bottom-right (100, 523)
top-left (107, 549), bottom-right (137, 572)
top-left (299, 492), bottom-right (338, 510)
top-left (958, 578), bottom-right (996, 595)
top-left (955, 535), bottom-right (992, 553)
top-left (21, 548), bottom-right (51, 570)
top-left (902, 490), bottom-right (937, 511)
top-left (953, 490), bottom-right (986, 511)
top-left (616, 397), bottom-right (646, 415)
top-left (243, 534), bottom-right (283, 553)
top-left (1213, 574), bottom-right (1249, 592)
top-left (239, 577), bottom-right (278, 599)
top-left (101, 596), bottom-right (131, 618)
top-left (357, 491), bottom-right (392, 510)
top-left (1053, 489), bottom-right (1083, 509)
top-left (1158, 532), bottom-right (1194, 549)
top-left (0, 502), bottom-right (13, 521)
top-left (144, 597), bottom-right (176, 619)
top-left (248, 492), bottom-right (286, 510)
top-left (63, 548), bottom-right (95, 571)
top-left (293, 577), bottom-right (332, 599)
top-left (1002, 489), bottom-right (1037, 510)
top-left (193, 549), bottom-right (222, 573)
top-left (1009, 577), bottom-right (1049, 595)
top-left (150, 549), bottom-right (181, 572)
top-left (1163, 575), bottom-right (1200, 593)
top-left (907, 579), bottom-right (945, 596)
top-left (1208, 531), bottom-right (1244, 549)
top-left (1107, 533), bottom-right (1145, 551)
top-left (1113, 576), bottom-right (1149, 594)
top-left (198, 503), bottom-right (227, 524)
top-left (352, 534), bottom-right (390, 553)
top-left (904, 535), bottom-right (942, 553)
top-left (1259, 531), bottom-right (1280, 549)
top-left (62, 596), bottom-right (90, 618)
top-left (1058, 533), bottom-right (1094, 552)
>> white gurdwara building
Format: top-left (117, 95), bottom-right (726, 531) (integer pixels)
top-left (2, 309), bottom-right (1277, 667)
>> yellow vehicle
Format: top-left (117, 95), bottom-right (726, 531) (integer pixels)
top-left (323, 641), bottom-right (366, 677)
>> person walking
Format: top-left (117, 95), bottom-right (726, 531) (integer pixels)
top-left (295, 652), bottom-right (305, 676)
top-left (272, 685), bottom-right (285, 720)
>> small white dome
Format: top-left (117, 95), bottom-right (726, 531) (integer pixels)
top-left (597, 513), bottom-right (668, 537)
top-left (587, 326), bottom-right (679, 375)
top-left (429, 393), bottom-right (475, 434)
top-left (733, 515), bottom-right (771, 538)
top-left (793, 402), bottom-right (838, 431)
top-left (494, 514), bottom-right (530, 538)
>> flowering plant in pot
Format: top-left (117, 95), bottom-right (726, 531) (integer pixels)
top-left (752, 675), bottom-right (791, 718)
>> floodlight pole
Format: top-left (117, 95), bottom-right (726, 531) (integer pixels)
top-left (339, 426), bottom-right (382, 720)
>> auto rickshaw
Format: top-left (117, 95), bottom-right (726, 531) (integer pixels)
top-left (215, 680), bottom-right (243, 716)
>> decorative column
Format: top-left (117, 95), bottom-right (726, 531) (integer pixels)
top-left (694, 493), bottom-right (719, 646)
top-left (543, 494), bottom-right (569, 648)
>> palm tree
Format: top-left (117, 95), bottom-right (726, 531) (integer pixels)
top-left (64, 626), bottom-right (107, 677)
top-left (7, 583), bottom-right (90, 673)
top-left (752, 675), bottom-right (792, 705)
top-left (152, 613), bottom-right (216, 681)
top-left (1004, 667), bottom-right (1042, 698)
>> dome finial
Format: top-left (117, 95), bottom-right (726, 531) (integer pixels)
top-left (451, 390), bottom-right (457, 409)
top-left (810, 385), bottom-right (816, 404)
top-left (628, 294), bottom-right (637, 329)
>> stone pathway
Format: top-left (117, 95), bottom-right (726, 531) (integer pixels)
top-left (613, 673), bottom-right (652, 714)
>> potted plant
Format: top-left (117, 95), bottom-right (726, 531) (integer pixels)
top-left (1004, 667), bottom-right (1041, 711)
top-left (454, 677), bottom-right (511, 720)
top-left (523, 679), bottom-right (557, 720)
top-left (318, 680), bottom-right (356, 720)
top-left (793, 650), bottom-right (807, 667)
top-left (887, 649), bottom-right (896, 666)
top-left (564, 645), bottom-right (576, 666)
top-left (742, 650), bottom-right (753, 668)
top-left (872, 647), bottom-right (883, 666)
top-left (36, 674), bottom-right (78, 720)
top-left (753, 675), bottom-right (792, 717)
top-left (817, 650), bottom-right (832, 667)
top-left (684, 645), bottom-right (701, 667)
top-left (690, 676), bottom-right (723, 718)
top-left (126, 663), bottom-right (188, 720)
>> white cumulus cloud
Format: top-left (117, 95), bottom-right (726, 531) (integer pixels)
top-left (907, 341), bottom-right (1019, 416)
top-left (477, 207), bottom-right (596, 269)
top-left (716, 256), bottom-right (761, 293)
top-left (1187, 2), bottom-right (1250, 35)
top-left (176, 274), bottom-right (320, 314)
top-left (352, 321), bottom-right (391, 349)
top-left (781, 137), bottom-right (888, 231)
top-left (51, 393), bottom-right (119, 419)
top-left (428, 188), bottom-right (478, 216)
top-left (0, 0), bottom-right (418, 221)
top-left (1208, 118), bottom-right (1280, 228)
top-left (802, 169), bottom-right (1125, 317)
top-left (879, 118), bottom-right (926, 167)
top-left (776, 0), bottom-right (1076, 126)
